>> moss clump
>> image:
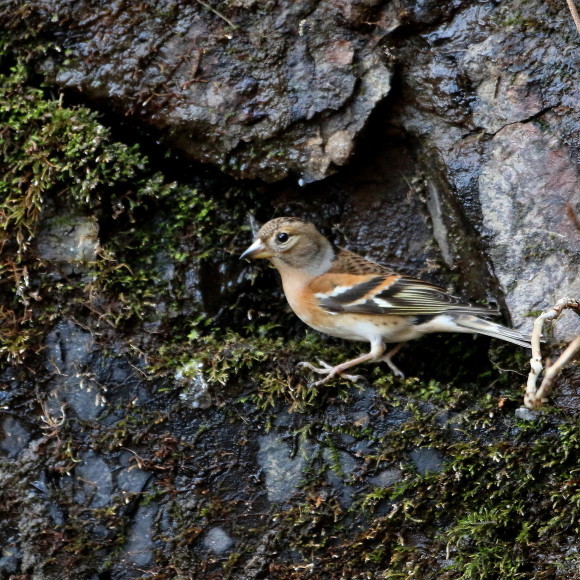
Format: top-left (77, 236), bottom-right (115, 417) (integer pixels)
top-left (0, 63), bottom-right (147, 251)
top-left (0, 58), bottom-right (257, 366)
top-left (0, 61), bottom-right (159, 362)
top-left (255, 392), bottom-right (578, 579)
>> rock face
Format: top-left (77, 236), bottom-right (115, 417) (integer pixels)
top-left (479, 123), bottom-right (580, 340)
top-left (33, 0), bottom-right (393, 182)
top-left (6, 0), bottom-right (578, 331)
top-left (388, 0), bottom-right (580, 337)
top-left (1, 0), bottom-right (580, 578)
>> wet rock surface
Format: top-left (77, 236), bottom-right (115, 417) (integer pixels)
top-left (16, 0), bottom-right (393, 182)
top-left (388, 0), bottom-right (580, 333)
top-left (1, 0), bottom-right (579, 578)
top-left (479, 122), bottom-right (580, 341)
top-left (257, 432), bottom-right (313, 503)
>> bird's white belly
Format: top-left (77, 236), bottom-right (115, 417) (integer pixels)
top-left (306, 313), bottom-right (423, 344)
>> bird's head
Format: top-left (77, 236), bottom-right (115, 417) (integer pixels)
top-left (241, 217), bottom-right (333, 273)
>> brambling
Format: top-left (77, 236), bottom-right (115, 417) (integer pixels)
top-left (241, 217), bottom-right (531, 386)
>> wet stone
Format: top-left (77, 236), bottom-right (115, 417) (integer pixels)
top-left (515, 407), bottom-right (540, 422)
top-left (28, 0), bottom-right (394, 181)
top-left (434, 410), bottom-right (463, 437)
top-left (350, 437), bottom-right (376, 458)
top-left (0, 416), bottom-right (31, 458)
top-left (369, 467), bottom-right (404, 488)
top-left (340, 433), bottom-right (357, 445)
top-left (350, 410), bottom-right (370, 427)
top-left (44, 320), bottom-right (106, 421)
top-left (0, 547), bottom-right (21, 576)
top-left (34, 213), bottom-right (99, 277)
top-left (257, 433), bottom-right (313, 503)
top-left (117, 451), bottom-right (151, 493)
top-left (324, 449), bottom-right (357, 507)
top-left (203, 527), bottom-right (234, 554)
top-left (410, 447), bottom-right (444, 475)
top-left (272, 410), bottom-right (295, 429)
top-left (390, 0), bottom-right (580, 313)
top-left (73, 451), bottom-right (113, 508)
top-left (122, 504), bottom-right (158, 567)
top-left (479, 122), bottom-right (580, 342)
top-left (44, 320), bottom-right (95, 373)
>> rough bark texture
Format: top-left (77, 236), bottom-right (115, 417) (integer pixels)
top-left (1, 0), bottom-right (579, 578)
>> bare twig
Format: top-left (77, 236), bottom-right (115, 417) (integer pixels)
top-left (566, 0), bottom-right (580, 33)
top-left (195, 0), bottom-right (238, 29)
top-left (534, 337), bottom-right (580, 404)
top-left (524, 298), bottom-right (580, 409)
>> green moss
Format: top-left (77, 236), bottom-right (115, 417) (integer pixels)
top-left (255, 402), bottom-right (579, 579)
top-left (0, 61), bottom-right (165, 361)
top-left (0, 63), bottom-right (145, 243)
top-left (0, 58), bottom-right (256, 365)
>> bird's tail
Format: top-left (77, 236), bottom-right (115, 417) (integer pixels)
top-left (453, 315), bottom-right (532, 348)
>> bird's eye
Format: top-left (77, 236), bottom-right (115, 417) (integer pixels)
top-left (276, 232), bottom-right (290, 243)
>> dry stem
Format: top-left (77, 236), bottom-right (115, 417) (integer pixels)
top-left (566, 0), bottom-right (580, 33)
top-left (524, 298), bottom-right (580, 409)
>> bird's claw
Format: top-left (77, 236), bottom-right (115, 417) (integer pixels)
top-left (298, 360), bottom-right (363, 386)
top-left (377, 344), bottom-right (406, 379)
top-left (297, 360), bottom-right (332, 374)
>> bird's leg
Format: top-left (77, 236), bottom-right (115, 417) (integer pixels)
top-left (375, 343), bottom-right (406, 378)
top-left (298, 341), bottom-right (385, 387)
top-left (297, 360), bottom-right (364, 383)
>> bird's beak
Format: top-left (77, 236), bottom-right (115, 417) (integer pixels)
top-left (240, 238), bottom-right (272, 260)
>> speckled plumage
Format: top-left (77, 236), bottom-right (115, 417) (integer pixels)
top-left (241, 217), bottom-right (531, 385)
top-left (328, 248), bottom-right (395, 275)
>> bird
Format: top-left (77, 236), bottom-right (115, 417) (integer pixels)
top-left (241, 217), bottom-right (531, 386)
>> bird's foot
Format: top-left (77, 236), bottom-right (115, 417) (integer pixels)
top-left (375, 344), bottom-right (406, 379)
top-left (382, 359), bottom-right (405, 379)
top-left (297, 360), bottom-right (363, 386)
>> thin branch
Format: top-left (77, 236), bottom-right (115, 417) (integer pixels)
top-left (524, 298), bottom-right (580, 409)
top-left (566, 0), bottom-right (580, 33)
top-left (195, 0), bottom-right (238, 29)
top-left (534, 337), bottom-right (580, 404)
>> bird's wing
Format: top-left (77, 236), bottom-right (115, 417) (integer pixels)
top-left (311, 273), bottom-right (499, 317)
